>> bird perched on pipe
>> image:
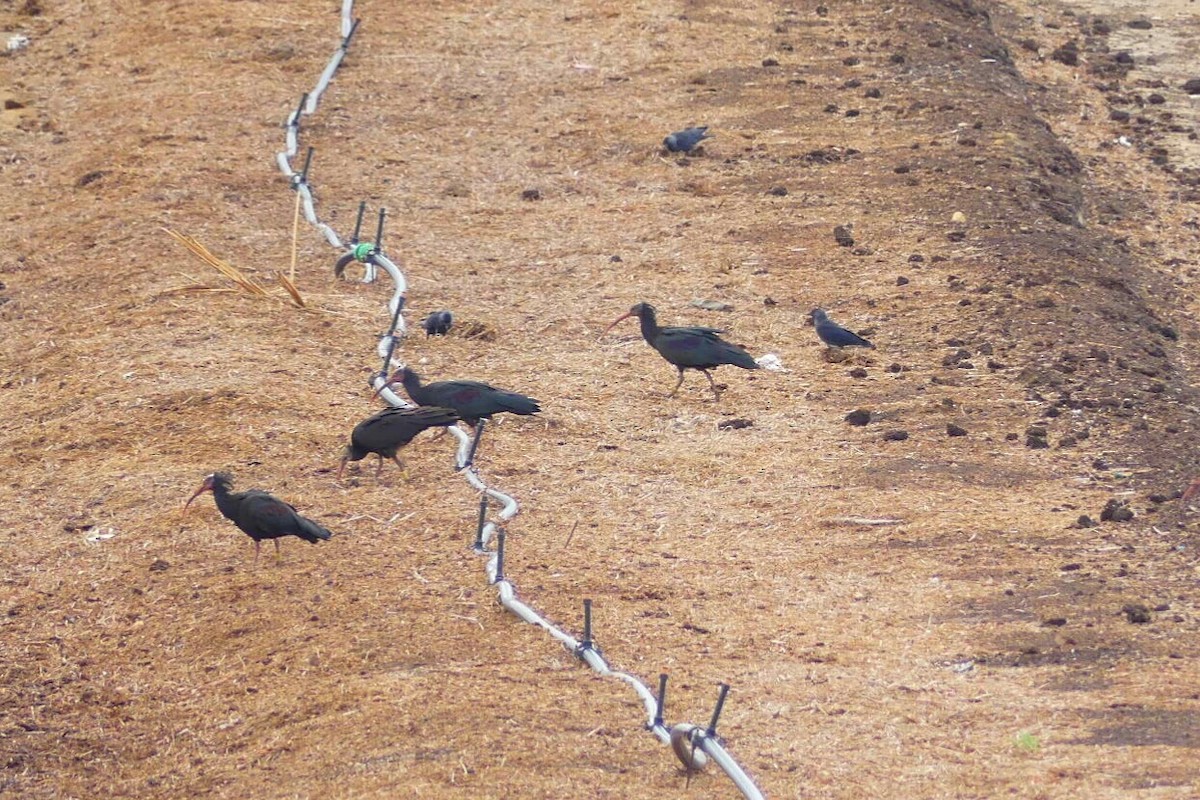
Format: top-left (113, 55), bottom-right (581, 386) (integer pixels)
top-left (422, 310), bottom-right (453, 336)
top-left (339, 405), bottom-right (460, 480)
top-left (663, 126), bottom-right (712, 154)
top-left (811, 308), bottom-right (875, 349)
top-left (376, 366), bottom-right (541, 427)
top-left (603, 302), bottom-right (759, 401)
top-left (182, 472), bottom-right (332, 565)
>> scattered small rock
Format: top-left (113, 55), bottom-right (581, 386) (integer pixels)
top-left (1122, 603), bottom-right (1151, 624)
top-left (1183, 78), bottom-right (1200, 96)
top-left (1025, 425), bottom-right (1050, 449)
top-left (864, 87), bottom-right (882, 99)
top-left (833, 225), bottom-right (855, 247)
top-left (1126, 18), bottom-right (1153, 30)
top-left (896, 276), bottom-right (909, 286)
top-left (883, 429), bottom-right (909, 442)
top-left (845, 409), bottom-right (871, 426)
top-left (1076, 515), bottom-right (1097, 528)
top-left (1100, 499), bottom-right (1134, 523)
top-left (1051, 40), bottom-right (1079, 66)
top-left (908, 253), bottom-right (925, 263)
top-left (946, 423), bottom-right (968, 437)
top-left (849, 367), bottom-right (868, 379)
top-left (1109, 109), bottom-right (1130, 123)
top-left (149, 559), bottom-right (170, 572)
top-left (886, 363), bottom-right (903, 373)
top-left (717, 418), bottom-right (754, 430)
top-left (1060, 563), bottom-right (1082, 572)
top-left (690, 299), bottom-right (734, 312)
top-left (521, 188), bottom-right (541, 201)
top-left (947, 230), bottom-right (967, 242)
top-left (767, 185), bottom-right (788, 196)
top-left (1041, 617), bottom-right (1067, 627)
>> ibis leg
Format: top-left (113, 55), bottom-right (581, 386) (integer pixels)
top-left (701, 369), bottom-right (721, 401)
top-left (375, 455), bottom-right (384, 480)
top-left (666, 367), bottom-right (686, 398)
top-left (274, 539), bottom-right (281, 563)
top-left (253, 539), bottom-right (262, 566)
top-left (391, 455), bottom-right (410, 480)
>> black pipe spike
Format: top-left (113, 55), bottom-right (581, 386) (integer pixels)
top-left (494, 527), bottom-right (506, 583)
top-left (581, 599), bottom-right (593, 650)
top-left (706, 682), bottom-right (730, 737)
top-left (460, 419), bottom-right (485, 471)
top-left (473, 494), bottom-right (489, 550)
top-left (351, 201), bottom-right (366, 244)
top-left (299, 146), bottom-right (315, 185)
top-left (653, 673), bottom-right (668, 729)
top-left (374, 207), bottom-right (387, 250)
top-left (292, 93), bottom-right (309, 127)
top-left (343, 17), bottom-right (361, 49)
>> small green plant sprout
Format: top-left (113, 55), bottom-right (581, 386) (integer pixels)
top-left (1014, 731), bottom-right (1041, 754)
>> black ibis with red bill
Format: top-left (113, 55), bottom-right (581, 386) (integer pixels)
top-left (377, 367), bottom-right (541, 427)
top-left (183, 472), bottom-right (332, 564)
top-left (340, 405), bottom-right (460, 479)
top-left (603, 302), bottom-right (759, 401)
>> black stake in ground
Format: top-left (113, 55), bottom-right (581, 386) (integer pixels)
top-left (378, 295), bottom-right (406, 376)
top-left (374, 207), bottom-right (387, 251)
top-left (342, 17), bottom-right (360, 49)
top-left (473, 493), bottom-right (489, 551)
top-left (292, 93), bottom-right (308, 129)
top-left (351, 201), bottom-right (366, 244)
top-left (494, 527), bottom-right (506, 583)
top-left (654, 673), bottom-right (668, 730)
top-left (581, 599), bottom-right (593, 650)
top-left (460, 419), bottom-right (485, 471)
top-left (707, 682), bottom-right (730, 737)
top-left (298, 146), bottom-right (314, 186)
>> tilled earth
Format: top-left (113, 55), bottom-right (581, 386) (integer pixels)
top-left (2, 0), bottom-right (1199, 798)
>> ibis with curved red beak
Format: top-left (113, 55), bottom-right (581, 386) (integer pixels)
top-left (603, 302), bottom-right (759, 401)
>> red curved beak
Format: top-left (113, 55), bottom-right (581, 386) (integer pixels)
top-left (371, 370), bottom-right (400, 399)
top-left (601, 310), bottom-right (635, 338)
top-left (181, 476), bottom-right (214, 519)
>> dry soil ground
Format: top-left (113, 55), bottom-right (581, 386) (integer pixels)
top-left (3, 0), bottom-right (1200, 798)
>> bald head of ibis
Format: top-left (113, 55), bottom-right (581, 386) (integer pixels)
top-left (603, 302), bottom-right (759, 401)
top-left (811, 308), bottom-right (874, 349)
top-left (376, 366), bottom-right (541, 427)
top-left (339, 405), bottom-right (460, 480)
top-left (183, 472), bottom-right (332, 565)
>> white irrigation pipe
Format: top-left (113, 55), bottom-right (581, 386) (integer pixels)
top-left (272, 2), bottom-right (764, 795)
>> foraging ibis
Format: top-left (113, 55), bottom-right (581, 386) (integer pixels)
top-left (340, 405), bottom-right (460, 479)
top-left (378, 367), bottom-right (541, 427)
top-left (603, 302), bottom-right (759, 401)
top-left (183, 472), bottom-right (332, 564)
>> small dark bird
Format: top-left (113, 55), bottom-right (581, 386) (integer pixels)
top-left (183, 472), bottom-right (332, 565)
top-left (811, 308), bottom-right (874, 349)
top-left (422, 310), bottom-right (453, 336)
top-left (339, 405), bottom-right (460, 480)
top-left (603, 302), bottom-right (759, 401)
top-left (377, 367), bottom-right (541, 427)
top-left (663, 126), bottom-right (712, 153)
